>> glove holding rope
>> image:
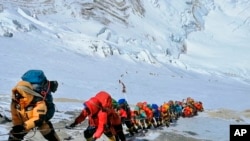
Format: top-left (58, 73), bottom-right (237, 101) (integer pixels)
top-left (13, 125), bottom-right (25, 132)
top-left (10, 125), bottom-right (26, 140)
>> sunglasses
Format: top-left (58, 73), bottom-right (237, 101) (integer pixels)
top-left (15, 92), bottom-right (24, 100)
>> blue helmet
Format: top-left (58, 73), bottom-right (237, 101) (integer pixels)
top-left (118, 98), bottom-right (127, 105)
top-left (151, 104), bottom-right (159, 109)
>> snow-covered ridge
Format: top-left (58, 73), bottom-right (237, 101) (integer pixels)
top-left (0, 0), bottom-right (211, 59)
top-left (1, 0), bottom-right (249, 80)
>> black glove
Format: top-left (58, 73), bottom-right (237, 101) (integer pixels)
top-left (10, 125), bottom-right (25, 140)
top-left (12, 125), bottom-right (25, 133)
top-left (65, 122), bottom-right (76, 129)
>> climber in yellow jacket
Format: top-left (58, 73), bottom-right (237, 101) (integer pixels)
top-left (8, 81), bottom-right (60, 141)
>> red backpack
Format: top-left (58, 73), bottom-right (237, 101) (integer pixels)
top-left (94, 91), bottom-right (112, 110)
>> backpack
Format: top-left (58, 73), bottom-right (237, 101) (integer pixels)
top-left (111, 98), bottom-right (118, 109)
top-left (22, 70), bottom-right (47, 84)
top-left (21, 70), bottom-right (58, 121)
top-left (94, 91), bottom-right (112, 110)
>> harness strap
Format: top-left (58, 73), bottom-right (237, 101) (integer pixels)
top-left (41, 81), bottom-right (50, 101)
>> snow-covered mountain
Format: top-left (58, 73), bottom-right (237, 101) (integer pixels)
top-left (0, 0), bottom-right (250, 141)
top-left (1, 0), bottom-right (249, 81)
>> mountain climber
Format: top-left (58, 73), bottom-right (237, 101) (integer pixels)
top-left (133, 102), bottom-right (148, 130)
top-left (159, 102), bottom-right (172, 127)
top-left (140, 102), bottom-right (154, 129)
top-left (194, 101), bottom-right (204, 112)
top-left (66, 91), bottom-right (119, 141)
top-left (151, 103), bottom-right (162, 127)
top-left (8, 81), bottom-right (60, 141)
top-left (110, 98), bottom-right (126, 141)
top-left (117, 98), bottom-right (138, 136)
top-left (173, 101), bottom-right (183, 119)
top-left (182, 105), bottom-right (193, 117)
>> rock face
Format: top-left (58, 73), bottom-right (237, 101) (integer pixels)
top-left (0, 0), bottom-right (212, 63)
top-left (0, 0), bottom-right (145, 25)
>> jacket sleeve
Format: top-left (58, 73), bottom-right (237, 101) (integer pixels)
top-left (93, 111), bottom-right (107, 139)
top-left (24, 101), bottom-right (47, 130)
top-left (10, 101), bottom-right (23, 126)
top-left (74, 109), bottom-right (88, 124)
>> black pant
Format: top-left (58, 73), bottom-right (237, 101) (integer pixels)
top-left (84, 126), bottom-right (97, 139)
top-left (8, 121), bottom-right (59, 141)
top-left (113, 124), bottom-right (126, 141)
top-left (84, 126), bottom-right (115, 139)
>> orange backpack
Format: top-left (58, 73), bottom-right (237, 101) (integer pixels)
top-left (194, 102), bottom-right (204, 112)
top-left (183, 106), bottom-right (193, 117)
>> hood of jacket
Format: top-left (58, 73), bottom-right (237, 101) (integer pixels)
top-left (12, 81), bottom-right (35, 107)
top-left (84, 97), bottom-right (101, 116)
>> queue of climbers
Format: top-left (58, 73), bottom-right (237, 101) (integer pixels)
top-left (66, 92), bottom-right (204, 141)
top-left (7, 69), bottom-right (204, 141)
top-left (111, 97), bottom-right (204, 134)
